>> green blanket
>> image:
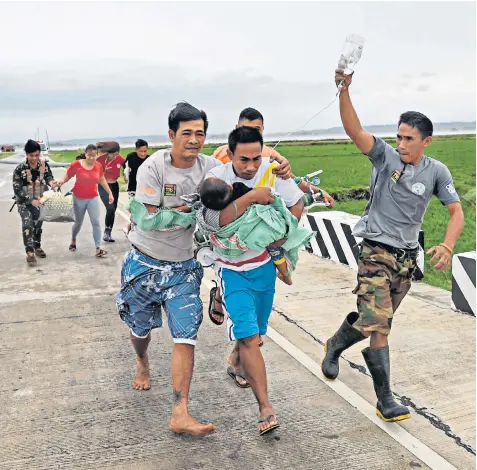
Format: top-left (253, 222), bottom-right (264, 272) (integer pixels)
top-left (126, 197), bottom-right (196, 231)
top-left (127, 196), bottom-right (315, 272)
top-left (209, 197), bottom-right (314, 271)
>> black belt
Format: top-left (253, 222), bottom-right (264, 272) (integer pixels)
top-left (364, 239), bottom-right (419, 260)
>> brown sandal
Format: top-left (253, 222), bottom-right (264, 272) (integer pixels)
top-left (95, 249), bottom-right (108, 258)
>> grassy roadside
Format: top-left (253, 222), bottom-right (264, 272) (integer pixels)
top-left (0, 152), bottom-right (15, 159)
top-left (49, 134), bottom-right (475, 291)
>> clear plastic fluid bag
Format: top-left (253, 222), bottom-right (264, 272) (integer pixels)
top-left (338, 33), bottom-right (365, 75)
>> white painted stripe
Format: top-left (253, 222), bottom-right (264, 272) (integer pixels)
top-left (314, 216), bottom-right (339, 262)
top-left (331, 220), bottom-right (358, 270)
top-left (452, 257), bottom-right (476, 314)
top-left (200, 277), bottom-right (458, 470)
top-left (118, 200), bottom-right (458, 470)
top-left (300, 215), bottom-right (322, 256)
top-left (202, 272), bottom-right (458, 470)
top-left (264, 326), bottom-right (458, 470)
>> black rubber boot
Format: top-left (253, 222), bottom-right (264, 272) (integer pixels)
top-left (321, 312), bottom-right (366, 380)
top-left (103, 227), bottom-right (115, 243)
top-left (362, 346), bottom-right (411, 422)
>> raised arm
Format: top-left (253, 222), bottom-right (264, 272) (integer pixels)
top-left (336, 69), bottom-right (375, 155)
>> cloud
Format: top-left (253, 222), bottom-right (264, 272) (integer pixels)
top-left (416, 84), bottom-right (430, 92)
top-left (0, 63), bottom-right (333, 116)
top-left (398, 81), bottom-right (410, 90)
top-left (0, 1), bottom-right (474, 141)
top-left (0, 62), bottom-right (339, 140)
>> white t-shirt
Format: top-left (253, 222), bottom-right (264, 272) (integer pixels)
top-left (205, 158), bottom-right (303, 271)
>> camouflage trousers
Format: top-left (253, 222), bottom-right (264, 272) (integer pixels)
top-left (18, 203), bottom-right (43, 254)
top-left (352, 239), bottom-right (417, 336)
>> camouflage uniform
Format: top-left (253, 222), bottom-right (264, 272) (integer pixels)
top-left (352, 239), bottom-right (418, 336)
top-left (12, 159), bottom-right (54, 253)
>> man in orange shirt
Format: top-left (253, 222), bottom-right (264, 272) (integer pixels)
top-left (212, 107), bottom-right (335, 207)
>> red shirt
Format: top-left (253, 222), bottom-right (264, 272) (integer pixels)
top-left (67, 160), bottom-right (104, 199)
top-left (96, 154), bottom-right (126, 182)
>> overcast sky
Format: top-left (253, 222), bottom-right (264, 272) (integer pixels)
top-left (0, 1), bottom-right (475, 142)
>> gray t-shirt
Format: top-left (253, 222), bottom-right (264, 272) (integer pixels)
top-left (128, 149), bottom-right (221, 261)
top-left (353, 137), bottom-right (460, 249)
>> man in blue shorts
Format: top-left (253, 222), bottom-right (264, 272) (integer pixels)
top-left (116, 102), bottom-right (291, 437)
top-left (116, 102), bottom-right (222, 437)
top-left (200, 126), bottom-right (305, 435)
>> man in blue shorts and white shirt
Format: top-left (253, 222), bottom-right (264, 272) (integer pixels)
top-left (116, 102), bottom-right (292, 437)
top-left (201, 126), bottom-right (305, 435)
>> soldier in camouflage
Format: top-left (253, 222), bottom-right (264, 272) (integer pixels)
top-left (321, 70), bottom-right (464, 423)
top-left (12, 140), bottom-right (58, 265)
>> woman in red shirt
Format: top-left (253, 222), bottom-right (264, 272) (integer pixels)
top-left (96, 141), bottom-right (126, 242)
top-left (57, 144), bottom-right (114, 258)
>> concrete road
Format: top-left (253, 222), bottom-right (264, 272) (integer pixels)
top-left (0, 170), bottom-right (473, 470)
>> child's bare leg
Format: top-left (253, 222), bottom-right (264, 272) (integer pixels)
top-left (275, 261), bottom-right (292, 285)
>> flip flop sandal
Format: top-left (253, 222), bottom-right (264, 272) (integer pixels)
top-left (227, 366), bottom-right (250, 388)
top-left (258, 415), bottom-right (280, 436)
top-left (208, 282), bottom-right (225, 326)
top-left (69, 244), bottom-right (76, 252)
top-left (95, 249), bottom-right (108, 258)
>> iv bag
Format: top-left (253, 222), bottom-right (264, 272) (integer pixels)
top-left (338, 34), bottom-right (365, 75)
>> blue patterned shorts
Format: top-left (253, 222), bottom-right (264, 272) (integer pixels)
top-left (116, 247), bottom-right (204, 344)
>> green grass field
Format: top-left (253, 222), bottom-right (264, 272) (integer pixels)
top-left (0, 152), bottom-right (15, 159)
top-left (50, 135), bottom-right (476, 291)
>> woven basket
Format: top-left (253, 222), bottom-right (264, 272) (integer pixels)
top-left (39, 192), bottom-right (75, 223)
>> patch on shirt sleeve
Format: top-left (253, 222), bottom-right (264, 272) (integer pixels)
top-left (138, 184), bottom-right (157, 196)
top-left (164, 184), bottom-right (177, 196)
top-left (446, 183), bottom-right (456, 194)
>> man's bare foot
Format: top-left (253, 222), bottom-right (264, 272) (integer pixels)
top-left (132, 356), bottom-right (151, 390)
top-left (169, 413), bottom-right (216, 437)
top-left (258, 405), bottom-right (279, 435)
